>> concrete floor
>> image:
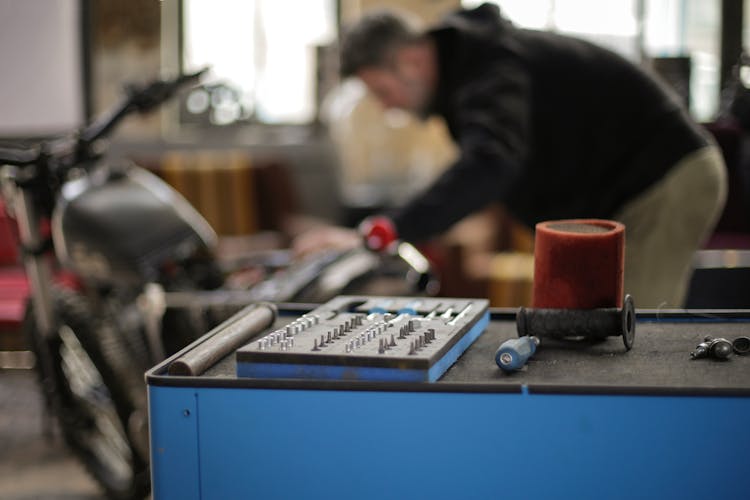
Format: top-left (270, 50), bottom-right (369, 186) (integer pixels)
top-left (0, 368), bottom-right (104, 499)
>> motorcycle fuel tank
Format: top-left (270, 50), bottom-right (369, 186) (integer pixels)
top-left (52, 163), bottom-right (217, 285)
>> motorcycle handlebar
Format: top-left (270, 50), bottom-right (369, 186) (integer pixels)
top-left (0, 146), bottom-right (40, 166)
top-left (79, 67), bottom-right (209, 145)
top-left (0, 68), bottom-right (209, 171)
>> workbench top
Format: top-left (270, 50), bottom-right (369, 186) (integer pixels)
top-left (148, 308), bottom-right (750, 396)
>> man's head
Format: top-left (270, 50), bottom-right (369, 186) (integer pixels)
top-left (340, 10), bottom-right (437, 115)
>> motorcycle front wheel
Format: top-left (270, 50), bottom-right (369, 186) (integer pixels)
top-left (25, 286), bottom-right (151, 500)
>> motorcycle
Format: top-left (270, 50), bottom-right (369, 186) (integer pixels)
top-left (0, 70), bottom-right (435, 499)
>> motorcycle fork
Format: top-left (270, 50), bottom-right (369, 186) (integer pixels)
top-left (11, 185), bottom-right (61, 420)
top-left (12, 187), bottom-right (56, 337)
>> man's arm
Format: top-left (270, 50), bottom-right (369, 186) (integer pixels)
top-left (392, 63), bottom-right (531, 242)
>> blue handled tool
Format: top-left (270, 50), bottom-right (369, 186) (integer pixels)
top-left (495, 336), bottom-right (539, 372)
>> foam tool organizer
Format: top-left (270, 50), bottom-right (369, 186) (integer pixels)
top-left (235, 296), bottom-right (490, 382)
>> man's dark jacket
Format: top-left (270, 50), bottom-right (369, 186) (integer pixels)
top-left (392, 3), bottom-right (708, 242)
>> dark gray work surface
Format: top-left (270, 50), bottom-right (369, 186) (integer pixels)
top-left (444, 317), bottom-right (750, 394)
top-left (170, 310), bottom-right (750, 396)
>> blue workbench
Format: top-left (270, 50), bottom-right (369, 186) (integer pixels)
top-left (147, 308), bottom-right (750, 499)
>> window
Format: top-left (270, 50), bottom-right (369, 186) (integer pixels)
top-left (179, 0), bottom-right (336, 125)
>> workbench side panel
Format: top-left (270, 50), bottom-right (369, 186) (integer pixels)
top-left (149, 386), bottom-right (202, 500)
top-left (191, 388), bottom-right (750, 499)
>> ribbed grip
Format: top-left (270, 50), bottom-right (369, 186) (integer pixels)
top-left (516, 295), bottom-right (635, 350)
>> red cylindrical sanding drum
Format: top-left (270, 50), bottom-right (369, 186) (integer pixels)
top-left (532, 219), bottom-right (624, 309)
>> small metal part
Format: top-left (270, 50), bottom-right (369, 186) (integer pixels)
top-left (320, 334), bottom-right (326, 346)
top-left (312, 339), bottom-right (319, 351)
top-left (691, 336), bottom-right (733, 360)
top-left (327, 332), bottom-right (332, 343)
top-left (332, 327), bottom-right (339, 339)
top-left (408, 341), bottom-right (415, 355)
top-left (733, 336), bottom-right (750, 355)
top-left (345, 343), bottom-right (351, 353)
top-left (709, 337), bottom-right (733, 359)
top-left (390, 334), bottom-right (396, 347)
top-left (690, 342), bottom-right (710, 360)
top-left (257, 340), bottom-right (263, 350)
top-left (378, 338), bottom-right (385, 354)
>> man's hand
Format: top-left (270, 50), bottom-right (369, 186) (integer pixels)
top-left (291, 225), bottom-right (362, 258)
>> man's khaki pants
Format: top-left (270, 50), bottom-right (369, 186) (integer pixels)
top-left (615, 145), bottom-right (727, 308)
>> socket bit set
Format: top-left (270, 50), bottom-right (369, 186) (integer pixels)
top-left (236, 296), bottom-right (490, 382)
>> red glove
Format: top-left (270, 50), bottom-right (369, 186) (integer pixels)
top-left (358, 216), bottom-right (398, 252)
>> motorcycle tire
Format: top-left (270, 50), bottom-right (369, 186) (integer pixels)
top-left (25, 286), bottom-right (151, 500)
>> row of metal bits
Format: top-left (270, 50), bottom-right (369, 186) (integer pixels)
top-left (395, 319), bottom-right (422, 340)
top-left (328, 316), bottom-right (362, 345)
top-left (398, 324), bottom-right (409, 339)
top-left (407, 332), bottom-right (435, 355)
top-left (342, 318), bottom-right (389, 353)
top-left (285, 314), bottom-right (320, 336)
top-left (258, 328), bottom-right (288, 350)
top-left (279, 337), bottom-right (295, 351)
top-left (378, 337), bottom-right (393, 354)
top-left (312, 329), bottom-right (338, 352)
top-left (340, 315), bottom-right (364, 335)
top-left (424, 328), bottom-right (436, 343)
top-left (346, 329), bottom-right (372, 353)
